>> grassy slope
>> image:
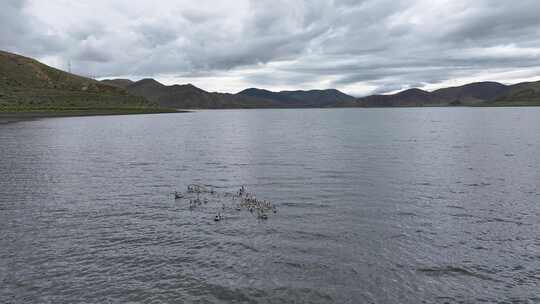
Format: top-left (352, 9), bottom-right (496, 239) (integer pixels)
top-left (482, 81), bottom-right (540, 106)
top-left (0, 50), bottom-right (176, 114)
top-left (352, 81), bottom-right (540, 107)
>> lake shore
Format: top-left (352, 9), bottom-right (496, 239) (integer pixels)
top-left (0, 108), bottom-right (189, 121)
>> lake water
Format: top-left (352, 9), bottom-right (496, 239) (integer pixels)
top-left (1, 108), bottom-right (539, 303)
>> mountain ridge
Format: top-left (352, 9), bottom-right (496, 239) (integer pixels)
top-left (104, 76), bottom-right (540, 108)
top-left (2, 50), bottom-right (539, 111)
top-left (0, 50), bottom-right (170, 113)
top-left (117, 79), bottom-right (356, 109)
top-left (354, 81), bottom-right (540, 107)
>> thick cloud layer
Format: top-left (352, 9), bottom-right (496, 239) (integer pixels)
top-left (2, 0), bottom-right (540, 95)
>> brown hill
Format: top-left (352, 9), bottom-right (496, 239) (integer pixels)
top-left (113, 78), bottom-right (356, 109)
top-left (432, 82), bottom-right (508, 105)
top-left (237, 88), bottom-right (356, 107)
top-left (0, 50), bottom-right (160, 112)
top-left (489, 81), bottom-right (540, 106)
top-left (354, 81), bottom-right (540, 107)
top-left (356, 88), bottom-right (438, 107)
top-left (100, 78), bottom-right (134, 89)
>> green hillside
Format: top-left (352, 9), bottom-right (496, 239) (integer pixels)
top-left (354, 81), bottom-right (540, 107)
top-left (0, 50), bottom-right (172, 114)
top-left (7, 48), bottom-right (536, 111)
top-left (485, 81), bottom-right (540, 106)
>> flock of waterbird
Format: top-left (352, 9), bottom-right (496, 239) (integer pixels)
top-left (174, 184), bottom-right (278, 222)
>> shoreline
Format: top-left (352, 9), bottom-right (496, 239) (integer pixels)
top-left (0, 108), bottom-right (190, 124)
top-left (175, 104), bottom-right (540, 110)
top-left (1, 104), bottom-right (538, 124)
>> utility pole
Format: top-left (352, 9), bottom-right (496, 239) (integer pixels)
top-left (68, 60), bottom-right (72, 73)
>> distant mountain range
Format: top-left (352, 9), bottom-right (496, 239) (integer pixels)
top-left (101, 78), bottom-right (357, 108)
top-left (0, 50), bottom-right (169, 114)
top-left (103, 77), bottom-right (540, 109)
top-left (2, 49), bottom-right (539, 113)
top-left (237, 88), bottom-right (356, 107)
top-left (353, 81), bottom-right (540, 107)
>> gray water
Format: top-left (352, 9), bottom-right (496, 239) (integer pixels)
top-left (1, 108), bottom-right (539, 303)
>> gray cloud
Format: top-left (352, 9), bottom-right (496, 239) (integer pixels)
top-left (0, 0), bottom-right (64, 56)
top-left (1, 0), bottom-right (540, 95)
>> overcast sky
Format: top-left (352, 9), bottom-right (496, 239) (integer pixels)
top-left (2, 0), bottom-right (540, 96)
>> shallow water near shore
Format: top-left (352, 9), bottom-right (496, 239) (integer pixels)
top-left (1, 108), bottom-right (539, 303)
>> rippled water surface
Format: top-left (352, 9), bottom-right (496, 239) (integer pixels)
top-left (1, 108), bottom-right (540, 303)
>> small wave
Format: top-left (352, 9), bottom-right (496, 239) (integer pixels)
top-left (450, 213), bottom-right (475, 218)
top-left (417, 265), bottom-right (493, 281)
top-left (472, 246), bottom-right (488, 250)
top-left (465, 182), bottom-right (491, 187)
top-left (475, 217), bottom-right (529, 226)
top-left (127, 162), bottom-right (156, 166)
top-left (222, 241), bottom-right (259, 253)
top-left (396, 211), bottom-right (417, 217)
top-left (280, 202), bottom-right (329, 209)
top-left (288, 229), bottom-right (333, 241)
top-left (276, 261), bottom-right (305, 269)
top-left (388, 233), bottom-right (408, 239)
top-left (149, 184), bottom-right (170, 188)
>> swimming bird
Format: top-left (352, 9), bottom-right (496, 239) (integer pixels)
top-left (257, 210), bottom-right (268, 220)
